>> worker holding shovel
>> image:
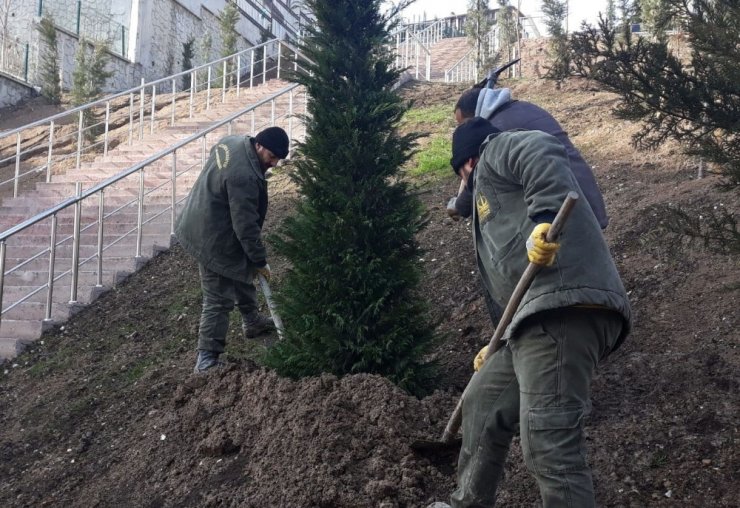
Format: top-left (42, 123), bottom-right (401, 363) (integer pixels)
top-left (175, 126), bottom-right (290, 373)
top-left (430, 118), bottom-right (631, 508)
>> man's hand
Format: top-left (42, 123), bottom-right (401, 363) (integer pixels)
top-left (473, 345), bottom-right (489, 372)
top-left (526, 223), bottom-right (560, 266)
top-left (254, 264), bottom-right (271, 281)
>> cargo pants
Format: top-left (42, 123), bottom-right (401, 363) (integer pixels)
top-left (451, 307), bottom-right (625, 508)
top-left (197, 264), bottom-right (258, 354)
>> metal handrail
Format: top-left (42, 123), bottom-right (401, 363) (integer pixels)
top-left (0, 38), bottom-right (310, 200)
top-left (406, 31), bottom-right (432, 81)
top-left (415, 18), bottom-right (446, 47)
top-left (0, 84), bottom-right (299, 242)
top-left (0, 82), bottom-right (306, 326)
top-left (444, 26), bottom-right (499, 83)
top-left (0, 38), bottom-right (284, 138)
top-left (394, 28), bottom-right (432, 81)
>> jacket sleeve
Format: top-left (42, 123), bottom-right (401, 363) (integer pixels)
top-left (455, 186), bottom-right (474, 218)
top-left (225, 169), bottom-right (267, 267)
top-left (484, 131), bottom-right (579, 220)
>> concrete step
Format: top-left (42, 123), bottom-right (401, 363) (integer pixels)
top-left (0, 319), bottom-right (43, 341)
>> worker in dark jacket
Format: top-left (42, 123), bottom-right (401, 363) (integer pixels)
top-left (176, 126), bottom-right (289, 373)
top-left (430, 118), bottom-right (631, 508)
top-left (449, 86), bottom-right (609, 230)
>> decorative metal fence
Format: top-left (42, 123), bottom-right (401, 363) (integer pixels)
top-left (37, 0), bottom-right (129, 58)
top-left (0, 33), bottom-right (31, 82)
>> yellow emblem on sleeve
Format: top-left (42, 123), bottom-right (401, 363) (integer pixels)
top-left (215, 144), bottom-right (231, 170)
top-left (476, 193), bottom-right (491, 222)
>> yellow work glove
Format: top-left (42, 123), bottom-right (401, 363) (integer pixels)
top-left (254, 264), bottom-right (271, 282)
top-left (473, 345), bottom-right (489, 372)
top-left (526, 223), bottom-right (560, 266)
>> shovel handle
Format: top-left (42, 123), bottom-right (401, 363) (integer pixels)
top-left (258, 274), bottom-right (285, 339)
top-left (441, 192), bottom-right (579, 442)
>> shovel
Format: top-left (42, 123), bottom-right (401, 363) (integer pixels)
top-left (257, 274), bottom-right (285, 340)
top-left (411, 192), bottom-right (579, 452)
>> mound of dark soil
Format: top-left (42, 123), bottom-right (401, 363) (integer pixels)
top-left (1, 78), bottom-right (738, 507)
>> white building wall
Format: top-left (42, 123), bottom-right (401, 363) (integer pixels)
top-left (1, 0), bottom-right (285, 107)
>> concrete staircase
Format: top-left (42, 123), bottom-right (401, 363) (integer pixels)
top-left (0, 79), bottom-right (305, 359)
top-left (429, 37), bottom-right (472, 81)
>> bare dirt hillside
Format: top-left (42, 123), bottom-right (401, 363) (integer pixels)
top-left (1, 77), bottom-right (738, 507)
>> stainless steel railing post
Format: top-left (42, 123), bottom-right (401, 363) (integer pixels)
top-left (44, 214), bottom-right (58, 320)
top-left (250, 49), bottom-right (254, 89)
top-left (128, 93), bottom-right (134, 145)
top-left (136, 168), bottom-right (145, 258)
top-left (171, 78), bottom-right (176, 126)
top-left (96, 189), bottom-right (104, 287)
top-left (104, 101), bottom-right (110, 156)
top-left (170, 151), bottom-right (177, 236)
top-left (236, 54), bottom-right (241, 97)
top-left (189, 70), bottom-right (195, 119)
top-left (13, 133), bottom-right (21, 197)
top-left (277, 42), bottom-right (282, 79)
top-left (150, 85), bottom-right (157, 134)
top-left (70, 182), bottom-right (82, 303)
top-left (222, 60), bottom-right (227, 103)
top-left (76, 111), bottom-right (83, 170)
top-left (139, 78), bottom-right (145, 140)
top-left (46, 121), bottom-right (54, 183)
top-left (206, 66), bottom-right (212, 110)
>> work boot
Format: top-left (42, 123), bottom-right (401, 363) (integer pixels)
top-left (193, 350), bottom-right (223, 373)
top-left (243, 312), bottom-right (275, 338)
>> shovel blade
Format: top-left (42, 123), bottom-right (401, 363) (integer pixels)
top-left (410, 436), bottom-right (462, 453)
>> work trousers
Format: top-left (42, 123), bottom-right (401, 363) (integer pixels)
top-left (197, 264), bottom-right (258, 353)
top-left (451, 307), bottom-right (625, 508)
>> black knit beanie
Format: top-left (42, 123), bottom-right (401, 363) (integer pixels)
top-left (450, 117), bottom-right (499, 174)
top-left (255, 126), bottom-right (290, 159)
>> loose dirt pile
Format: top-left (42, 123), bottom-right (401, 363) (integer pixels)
top-left (1, 77), bottom-right (738, 507)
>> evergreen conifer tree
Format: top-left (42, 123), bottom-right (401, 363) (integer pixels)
top-left (466, 0), bottom-right (493, 79)
top-left (219, 0), bottom-right (239, 87)
top-left (496, 0), bottom-right (518, 70)
top-left (37, 16), bottom-right (61, 104)
top-left (569, 0), bottom-right (739, 186)
top-left (263, 0), bottom-right (438, 395)
top-left (71, 38), bottom-right (113, 141)
top-left (541, 0), bottom-right (570, 80)
top-left (182, 37), bottom-right (195, 90)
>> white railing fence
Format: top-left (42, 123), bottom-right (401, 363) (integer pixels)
top-left (393, 28), bottom-right (432, 81)
top-left (0, 33), bottom-right (33, 82)
top-left (444, 26), bottom-right (500, 83)
top-left (0, 38), bottom-right (308, 201)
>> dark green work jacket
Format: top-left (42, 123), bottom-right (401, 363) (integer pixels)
top-left (176, 135), bottom-right (267, 282)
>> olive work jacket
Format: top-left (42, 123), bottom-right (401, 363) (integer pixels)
top-left (472, 130), bottom-right (631, 346)
top-left (456, 88), bottom-right (609, 230)
top-left (176, 135), bottom-right (268, 283)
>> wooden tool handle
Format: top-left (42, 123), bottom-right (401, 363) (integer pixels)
top-left (440, 191), bottom-right (579, 442)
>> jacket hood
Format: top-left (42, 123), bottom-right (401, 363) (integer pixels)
top-left (475, 87), bottom-right (512, 120)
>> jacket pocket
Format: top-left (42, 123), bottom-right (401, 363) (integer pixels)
top-left (487, 232), bottom-right (526, 300)
top-left (525, 406), bottom-right (587, 474)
